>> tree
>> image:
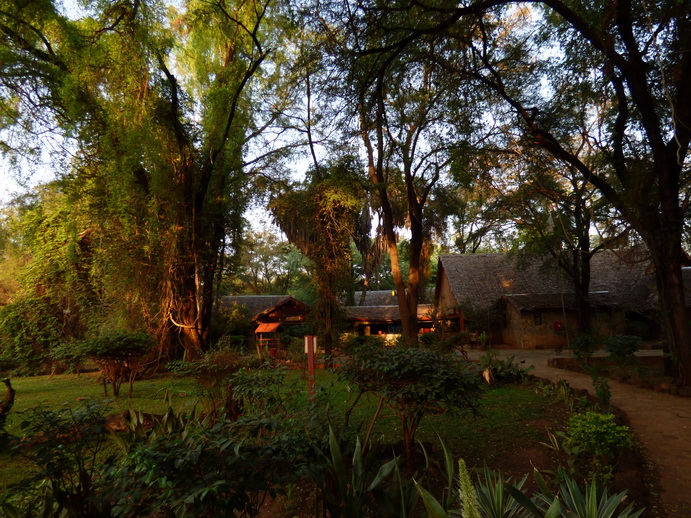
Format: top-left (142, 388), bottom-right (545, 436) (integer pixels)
top-left (341, 0), bottom-right (691, 384)
top-left (0, 0), bottom-right (292, 360)
top-left (225, 228), bottom-right (311, 295)
top-left (501, 149), bottom-right (628, 334)
top-left (309, 3), bottom-right (485, 342)
top-left (339, 345), bottom-right (482, 473)
top-left (271, 155), bottom-right (364, 354)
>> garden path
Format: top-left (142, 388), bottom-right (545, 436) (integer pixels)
top-left (466, 348), bottom-right (691, 518)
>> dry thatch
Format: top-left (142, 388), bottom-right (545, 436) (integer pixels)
top-left (437, 250), bottom-right (659, 313)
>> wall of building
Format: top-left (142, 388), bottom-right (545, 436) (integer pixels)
top-left (502, 305), bottom-right (576, 349)
top-left (502, 306), bottom-right (642, 349)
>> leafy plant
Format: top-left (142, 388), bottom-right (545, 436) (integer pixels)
top-left (50, 341), bottom-right (89, 374)
top-left (566, 412), bottom-right (634, 483)
top-left (569, 335), bottom-right (599, 366)
top-left (0, 297), bottom-right (63, 375)
top-left (415, 459), bottom-right (644, 518)
top-left (479, 350), bottom-right (534, 383)
top-left (605, 336), bottom-right (640, 367)
top-left (339, 347), bottom-right (483, 471)
top-left (9, 400), bottom-right (112, 517)
top-left (229, 365), bottom-right (296, 416)
top-left (308, 427), bottom-right (398, 518)
top-left (532, 475), bottom-right (645, 518)
top-left (105, 409), bottom-right (304, 517)
top-left (590, 373), bottom-right (612, 413)
top-left (81, 331), bottom-right (155, 397)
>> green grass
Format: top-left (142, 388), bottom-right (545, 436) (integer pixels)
top-left (3, 372), bottom-right (199, 435)
top-left (303, 369), bottom-right (569, 478)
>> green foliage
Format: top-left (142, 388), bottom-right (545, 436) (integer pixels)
top-left (590, 373), bottom-right (612, 413)
top-left (473, 465), bottom-right (530, 518)
top-left (166, 346), bottom-right (260, 417)
top-left (81, 332), bottom-right (155, 361)
top-left (569, 335), bottom-right (599, 366)
top-left (534, 380), bottom-right (590, 414)
top-left (9, 400), bottom-right (112, 517)
top-left (229, 366), bottom-right (295, 415)
top-left (209, 302), bottom-right (252, 348)
top-left (307, 427), bottom-right (398, 518)
top-left (478, 350), bottom-right (534, 383)
top-left (0, 297), bottom-right (63, 375)
top-left (415, 456), bottom-right (644, 518)
top-left (567, 412), bottom-right (634, 463)
top-left (604, 336), bottom-right (640, 366)
top-left (49, 342), bottom-right (88, 374)
top-left (339, 333), bottom-right (387, 354)
top-left (533, 476), bottom-right (645, 518)
top-left (566, 412), bottom-right (634, 483)
top-left (104, 410), bottom-right (305, 517)
top-left (82, 331), bottom-right (155, 397)
top-left (339, 347), bottom-right (482, 469)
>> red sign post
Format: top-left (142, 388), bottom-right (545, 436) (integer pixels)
top-left (304, 335), bottom-right (317, 401)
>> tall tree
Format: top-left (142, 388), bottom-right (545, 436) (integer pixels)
top-left (311, 2), bottom-right (483, 341)
top-left (0, 0), bottom-right (291, 360)
top-left (346, 0), bottom-right (691, 384)
top-left (270, 155), bottom-right (364, 354)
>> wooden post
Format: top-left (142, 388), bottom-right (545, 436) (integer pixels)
top-left (304, 335), bottom-right (317, 401)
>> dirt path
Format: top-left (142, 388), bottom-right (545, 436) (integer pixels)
top-left (466, 349), bottom-right (691, 518)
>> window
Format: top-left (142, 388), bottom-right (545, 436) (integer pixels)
top-left (533, 312), bottom-right (542, 326)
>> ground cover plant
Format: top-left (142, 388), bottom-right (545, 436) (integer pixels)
top-left (0, 350), bottom-right (651, 517)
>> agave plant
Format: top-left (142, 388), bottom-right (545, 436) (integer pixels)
top-left (416, 457), bottom-right (645, 518)
top-left (550, 476), bottom-right (644, 518)
top-left (474, 465), bottom-right (534, 518)
top-left (313, 427), bottom-right (398, 518)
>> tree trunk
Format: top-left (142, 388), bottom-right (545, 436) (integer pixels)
top-left (648, 240), bottom-right (691, 386)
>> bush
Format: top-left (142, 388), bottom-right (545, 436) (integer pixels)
top-left (81, 331), bottom-right (155, 397)
top-left (7, 400), bottom-right (112, 517)
top-left (415, 455), bottom-right (645, 518)
top-left (104, 410), bottom-right (305, 517)
top-left (569, 334), bottom-right (599, 366)
top-left (566, 411), bottom-right (634, 483)
top-left (605, 335), bottom-right (641, 366)
top-left (478, 349), bottom-right (533, 383)
top-left (338, 334), bottom-right (386, 354)
top-left (339, 347), bottom-right (482, 471)
top-left (167, 346), bottom-right (261, 418)
top-left (50, 341), bottom-right (89, 374)
top-left (0, 297), bottom-right (63, 374)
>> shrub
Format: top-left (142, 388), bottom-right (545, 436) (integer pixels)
top-left (305, 427), bottom-right (399, 518)
top-left (566, 411), bottom-right (634, 483)
top-left (50, 341), bottom-right (89, 374)
top-left (339, 347), bottom-right (483, 471)
top-left (8, 400), bottom-right (112, 517)
top-left (338, 333), bottom-right (386, 354)
top-left (0, 297), bottom-right (63, 374)
top-left (81, 331), bottom-right (155, 397)
top-left (167, 346), bottom-right (260, 418)
top-left (415, 456), bottom-right (645, 518)
top-left (478, 349), bottom-right (533, 383)
top-left (591, 372), bottom-right (612, 413)
top-left (569, 334), bottom-right (599, 366)
top-left (105, 408), bottom-right (306, 517)
top-left (605, 335), bottom-right (641, 366)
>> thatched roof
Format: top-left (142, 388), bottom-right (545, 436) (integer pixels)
top-left (345, 304), bottom-right (433, 323)
top-left (437, 250), bottom-right (658, 312)
top-left (219, 295), bottom-right (308, 320)
top-left (350, 290), bottom-right (399, 306)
